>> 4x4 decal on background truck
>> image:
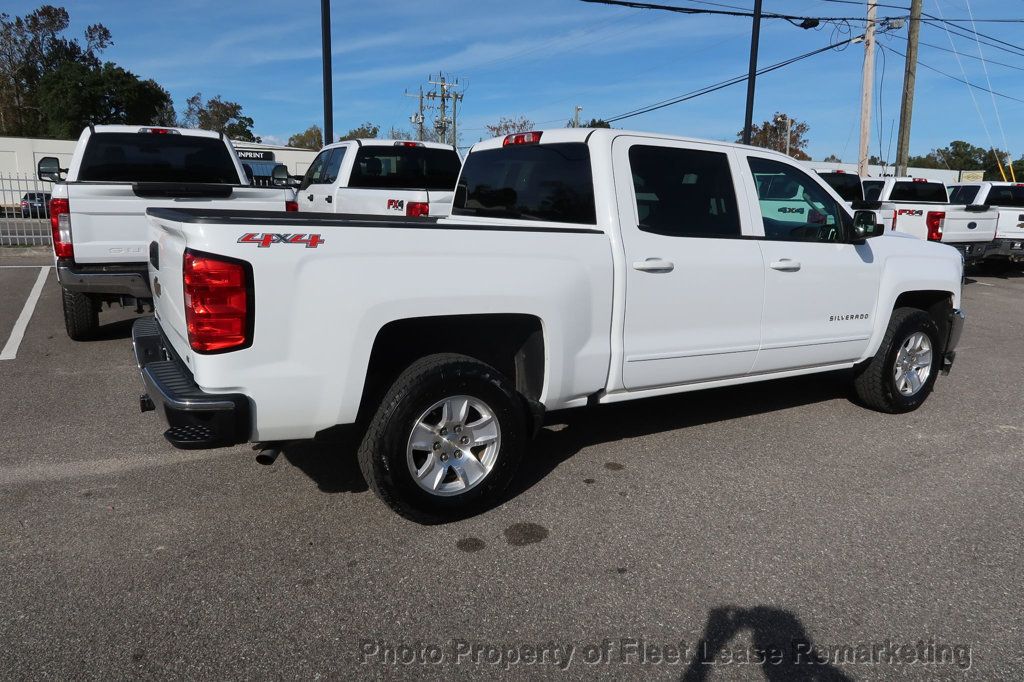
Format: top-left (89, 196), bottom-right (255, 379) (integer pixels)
top-left (237, 233), bottom-right (325, 248)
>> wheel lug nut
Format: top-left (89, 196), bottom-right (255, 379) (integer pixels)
top-left (440, 453), bottom-right (448, 462)
top-left (454, 425), bottom-right (462, 434)
top-left (454, 451), bottom-right (462, 459)
top-left (439, 427), bottom-right (447, 436)
top-left (460, 436), bottom-right (469, 444)
top-left (433, 441), bottom-right (441, 450)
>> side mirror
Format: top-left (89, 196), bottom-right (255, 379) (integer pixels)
top-left (37, 156), bottom-right (64, 182)
top-left (271, 164), bottom-right (292, 187)
top-left (852, 210), bottom-right (884, 241)
top-left (242, 163), bottom-right (255, 183)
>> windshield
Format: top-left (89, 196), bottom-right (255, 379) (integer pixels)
top-left (78, 133), bottom-right (240, 183)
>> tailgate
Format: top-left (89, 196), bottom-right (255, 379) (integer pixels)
top-left (334, 187), bottom-right (435, 216)
top-left (994, 207), bottom-right (1024, 239)
top-left (68, 184), bottom-right (288, 264)
top-left (939, 207), bottom-right (997, 243)
top-left (146, 212), bottom-right (191, 360)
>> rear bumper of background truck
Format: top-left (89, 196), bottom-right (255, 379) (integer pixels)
top-left (57, 259), bottom-right (151, 298)
top-left (983, 238), bottom-right (1024, 261)
top-left (132, 316), bottom-right (251, 449)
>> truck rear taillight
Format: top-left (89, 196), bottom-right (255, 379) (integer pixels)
top-left (49, 198), bottom-right (73, 259)
top-left (503, 131), bottom-right (542, 146)
top-left (406, 201), bottom-right (429, 217)
top-left (926, 211), bottom-right (945, 241)
top-left (285, 200), bottom-right (298, 212)
top-left (183, 250), bottom-right (252, 353)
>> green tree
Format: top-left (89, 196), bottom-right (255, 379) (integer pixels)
top-left (737, 112), bottom-right (811, 161)
top-left (182, 93), bottom-right (260, 142)
top-left (566, 118), bottom-right (611, 129)
top-left (822, 154), bottom-right (842, 163)
top-left (35, 61), bottom-right (172, 138)
top-left (0, 5), bottom-right (112, 136)
top-left (485, 115), bottom-right (534, 138)
top-left (386, 126), bottom-right (412, 140)
top-left (337, 122), bottom-right (380, 141)
top-left (287, 124), bottom-right (323, 150)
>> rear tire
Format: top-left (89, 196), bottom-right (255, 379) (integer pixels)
top-left (61, 287), bottom-right (99, 341)
top-left (853, 307), bottom-right (941, 413)
top-left (357, 353), bottom-right (527, 520)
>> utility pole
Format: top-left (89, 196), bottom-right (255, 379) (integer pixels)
top-left (858, 0), bottom-right (877, 176)
top-left (784, 116), bottom-right (792, 157)
top-left (404, 86), bottom-right (425, 141)
top-left (894, 0), bottom-right (922, 176)
top-left (425, 74), bottom-right (464, 147)
top-left (741, 0), bottom-right (763, 145)
top-left (320, 0), bottom-right (333, 144)
top-left (573, 105), bottom-right (583, 128)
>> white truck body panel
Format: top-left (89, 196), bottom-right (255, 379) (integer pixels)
top-left (295, 139), bottom-right (460, 217)
top-left (146, 129), bottom-right (963, 442)
top-left (875, 177), bottom-right (997, 247)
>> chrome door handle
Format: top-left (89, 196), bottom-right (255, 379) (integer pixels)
top-left (632, 258), bottom-right (675, 273)
top-left (769, 259), bottom-right (801, 272)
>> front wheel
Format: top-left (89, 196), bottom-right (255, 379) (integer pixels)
top-left (853, 307), bottom-right (942, 413)
top-left (357, 353), bottom-right (527, 520)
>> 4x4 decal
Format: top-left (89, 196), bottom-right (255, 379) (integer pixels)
top-left (237, 233), bottom-right (325, 248)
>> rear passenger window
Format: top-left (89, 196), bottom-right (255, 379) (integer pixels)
top-left (949, 185), bottom-right (980, 204)
top-left (323, 148), bottom-right (345, 183)
top-left (889, 181), bottom-right (948, 203)
top-left (299, 149), bottom-right (332, 190)
top-left (748, 157), bottom-right (845, 243)
top-left (628, 145), bottom-right (740, 238)
top-left (985, 186), bottom-right (1024, 208)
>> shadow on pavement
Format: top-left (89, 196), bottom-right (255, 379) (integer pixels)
top-left (681, 606), bottom-right (852, 681)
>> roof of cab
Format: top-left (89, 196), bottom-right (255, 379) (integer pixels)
top-left (320, 139), bottom-right (456, 152)
top-left (88, 124), bottom-right (222, 139)
top-left (467, 127), bottom-right (810, 163)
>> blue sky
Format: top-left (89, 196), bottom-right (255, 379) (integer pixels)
top-left (11, 0), bottom-right (1024, 161)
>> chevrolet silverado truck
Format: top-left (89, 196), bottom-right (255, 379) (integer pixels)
top-left (949, 181), bottom-right (1024, 262)
top-left (295, 139), bottom-right (461, 217)
top-left (134, 128), bottom-right (966, 518)
top-left (863, 177), bottom-right (997, 264)
top-left (37, 125), bottom-right (296, 340)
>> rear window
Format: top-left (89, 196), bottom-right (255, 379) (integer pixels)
top-left (863, 180), bottom-right (884, 201)
top-left (889, 181), bottom-right (948, 203)
top-left (453, 143), bottom-right (596, 224)
top-left (77, 133), bottom-right (239, 184)
top-left (348, 145), bottom-right (461, 191)
top-left (948, 185), bottom-right (980, 204)
top-left (817, 172), bottom-right (863, 202)
top-left (984, 185), bottom-right (1024, 208)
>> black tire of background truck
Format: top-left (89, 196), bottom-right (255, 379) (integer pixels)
top-left (357, 353), bottom-right (527, 521)
top-left (853, 307), bottom-right (942, 414)
top-left (61, 287), bottom-right (99, 340)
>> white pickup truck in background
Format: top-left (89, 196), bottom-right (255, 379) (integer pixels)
top-left (295, 139), bottom-right (461, 217)
top-left (136, 128), bottom-right (965, 519)
top-left (949, 181), bottom-right (1024, 262)
top-left (864, 177), bottom-right (997, 264)
top-left (38, 125), bottom-right (296, 340)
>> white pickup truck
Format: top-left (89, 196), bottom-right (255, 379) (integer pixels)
top-left (948, 181), bottom-right (1024, 262)
top-left (135, 128), bottom-right (966, 518)
top-left (38, 125), bottom-right (296, 340)
top-left (862, 177), bottom-right (997, 264)
top-left (295, 139), bottom-right (461, 217)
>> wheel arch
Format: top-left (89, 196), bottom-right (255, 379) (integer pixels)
top-left (864, 288), bottom-right (955, 359)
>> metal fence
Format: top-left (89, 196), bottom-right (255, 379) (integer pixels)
top-left (1, 174), bottom-right (53, 247)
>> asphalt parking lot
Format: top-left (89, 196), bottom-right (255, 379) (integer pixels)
top-left (1, 246), bottom-right (1022, 679)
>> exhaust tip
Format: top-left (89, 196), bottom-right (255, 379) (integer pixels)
top-left (255, 446), bottom-right (281, 466)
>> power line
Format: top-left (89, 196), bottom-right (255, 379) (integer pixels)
top-left (919, 39), bottom-right (1024, 72)
top-left (878, 43), bottom-right (1024, 104)
top-left (604, 34), bottom-right (862, 123)
top-left (579, 0), bottom-right (907, 23)
top-left (921, 17), bottom-right (1024, 58)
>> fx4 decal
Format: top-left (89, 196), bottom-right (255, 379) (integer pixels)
top-left (386, 199), bottom-right (405, 212)
top-left (237, 233), bottom-right (325, 248)
top-left (896, 209), bottom-right (923, 216)
top-left (777, 207), bottom-right (805, 214)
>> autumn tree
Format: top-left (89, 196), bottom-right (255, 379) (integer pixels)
top-left (485, 116), bottom-right (534, 138)
top-left (287, 124), bottom-right (323, 150)
top-left (181, 93), bottom-right (259, 142)
top-left (337, 122), bottom-right (379, 141)
top-left (737, 112), bottom-right (810, 161)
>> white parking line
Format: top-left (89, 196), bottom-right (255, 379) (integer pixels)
top-left (0, 266), bottom-right (50, 361)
